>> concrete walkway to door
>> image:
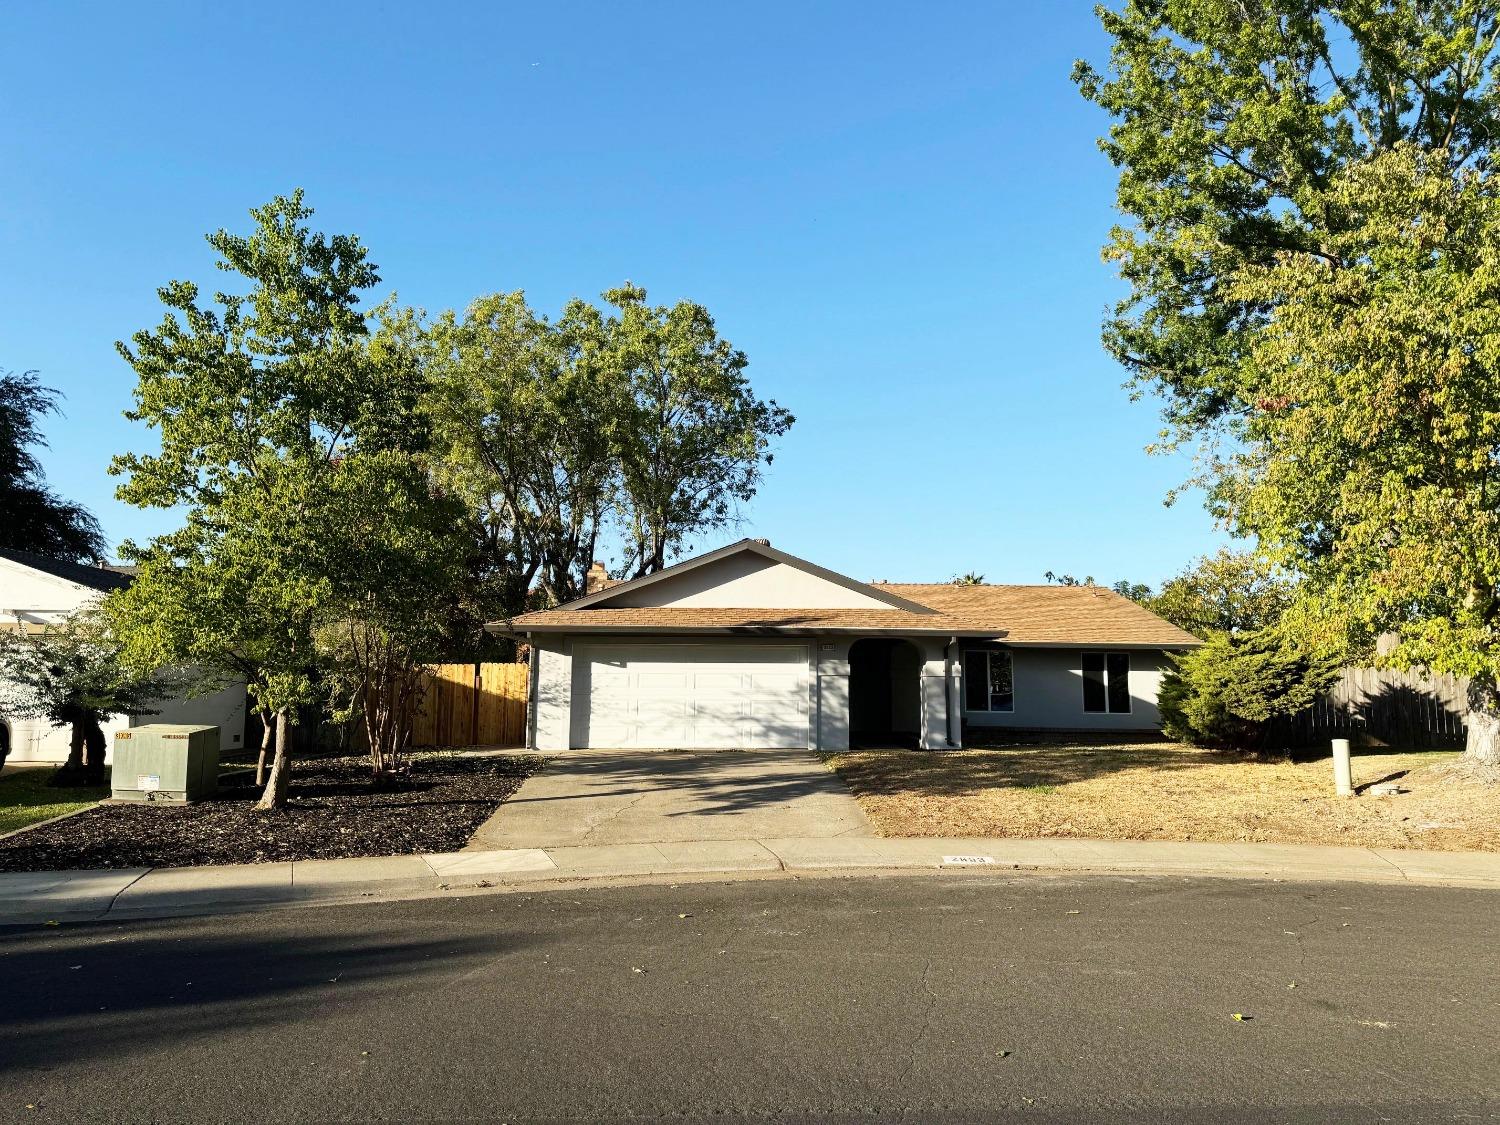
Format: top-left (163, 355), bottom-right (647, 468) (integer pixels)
top-left (466, 749), bottom-right (874, 850)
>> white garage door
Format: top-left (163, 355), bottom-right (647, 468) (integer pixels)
top-left (573, 644), bottom-right (810, 749)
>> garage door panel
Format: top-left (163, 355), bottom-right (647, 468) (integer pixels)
top-left (751, 672), bottom-right (802, 692)
top-left (749, 722), bottom-right (805, 748)
top-left (588, 670), bottom-right (631, 697)
top-left (573, 645), bottom-right (809, 749)
top-left (692, 672), bottom-right (745, 693)
top-left (694, 700), bottom-right (744, 723)
top-left (692, 723), bottom-right (742, 747)
top-left (637, 701), bottom-right (689, 723)
top-left (637, 672), bottom-right (690, 692)
top-left (587, 722), bottom-right (633, 745)
top-left (750, 699), bottom-right (806, 721)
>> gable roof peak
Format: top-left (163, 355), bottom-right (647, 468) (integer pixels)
top-left (558, 538), bottom-right (937, 614)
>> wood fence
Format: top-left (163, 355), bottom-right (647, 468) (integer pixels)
top-left (411, 662), bottom-right (529, 748)
top-left (1285, 665), bottom-right (1469, 748)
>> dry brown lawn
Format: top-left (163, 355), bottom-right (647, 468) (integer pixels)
top-left (825, 741), bottom-right (1500, 851)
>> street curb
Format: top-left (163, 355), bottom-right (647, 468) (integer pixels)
top-left (4, 835), bottom-right (1500, 927)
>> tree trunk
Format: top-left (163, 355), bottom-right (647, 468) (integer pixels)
top-left (82, 717), bottom-right (107, 786)
top-left (66, 721), bottom-right (85, 771)
top-left (1465, 676), bottom-right (1500, 766)
top-left (255, 713), bottom-right (274, 787)
top-left (257, 710), bottom-right (293, 810)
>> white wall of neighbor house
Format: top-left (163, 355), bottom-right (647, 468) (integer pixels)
top-left (2, 560), bottom-right (249, 763)
top-left (961, 646), bottom-right (1173, 731)
top-left (5, 682), bottom-right (249, 764)
top-left (601, 554), bottom-right (894, 610)
top-left (0, 562), bottom-right (97, 627)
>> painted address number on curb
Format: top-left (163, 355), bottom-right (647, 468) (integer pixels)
top-left (942, 855), bottom-right (995, 865)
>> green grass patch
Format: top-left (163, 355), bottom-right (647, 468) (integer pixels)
top-left (0, 767), bottom-right (108, 836)
top-left (1019, 784), bottom-right (1057, 796)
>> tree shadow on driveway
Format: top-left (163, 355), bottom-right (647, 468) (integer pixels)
top-left (499, 749), bottom-right (858, 819)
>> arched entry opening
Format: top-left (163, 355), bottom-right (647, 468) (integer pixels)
top-left (848, 638), bottom-right (922, 749)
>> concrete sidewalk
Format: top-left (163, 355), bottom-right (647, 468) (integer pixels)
top-left (3, 835), bottom-right (1499, 925)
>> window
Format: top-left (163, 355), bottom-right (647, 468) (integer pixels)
top-left (1082, 651), bottom-right (1131, 713)
top-left (964, 650), bottom-right (1014, 712)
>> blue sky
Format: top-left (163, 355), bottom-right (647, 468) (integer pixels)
top-left (1, 1), bottom-right (1224, 587)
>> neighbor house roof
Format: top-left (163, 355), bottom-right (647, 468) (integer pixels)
top-left (0, 547), bottom-right (132, 593)
top-left (502, 574), bottom-right (1201, 648)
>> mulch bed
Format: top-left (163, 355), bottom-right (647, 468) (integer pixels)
top-left (0, 752), bottom-right (546, 872)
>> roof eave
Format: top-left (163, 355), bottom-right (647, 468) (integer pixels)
top-left (999, 640), bottom-right (1203, 650)
top-left (490, 623), bottom-right (1009, 638)
top-left (487, 622), bottom-right (1202, 648)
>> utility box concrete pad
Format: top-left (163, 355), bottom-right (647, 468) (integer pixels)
top-left (111, 724), bottom-right (220, 803)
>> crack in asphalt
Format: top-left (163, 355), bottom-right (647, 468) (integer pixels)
top-left (893, 955), bottom-right (942, 1121)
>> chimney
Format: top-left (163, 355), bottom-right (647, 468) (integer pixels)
top-left (585, 561), bottom-right (610, 594)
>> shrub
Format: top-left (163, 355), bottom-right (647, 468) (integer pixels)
top-left (1160, 629), bottom-right (1342, 752)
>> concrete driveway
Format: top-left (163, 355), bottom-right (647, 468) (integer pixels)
top-left (467, 748), bottom-right (873, 849)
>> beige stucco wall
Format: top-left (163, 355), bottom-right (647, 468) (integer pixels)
top-left (601, 554), bottom-right (893, 610)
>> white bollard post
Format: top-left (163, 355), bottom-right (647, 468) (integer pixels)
top-left (1332, 738), bottom-right (1354, 797)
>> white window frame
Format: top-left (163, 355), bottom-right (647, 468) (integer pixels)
top-left (963, 649), bottom-right (1015, 713)
top-left (1081, 650), bottom-right (1132, 714)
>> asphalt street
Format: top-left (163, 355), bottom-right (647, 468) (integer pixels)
top-left (1, 871), bottom-right (1496, 1123)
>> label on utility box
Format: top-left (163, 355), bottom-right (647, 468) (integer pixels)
top-left (942, 855), bottom-right (995, 865)
top-left (137, 775), bottom-right (161, 792)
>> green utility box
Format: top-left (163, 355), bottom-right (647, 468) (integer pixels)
top-left (111, 724), bottom-right (220, 803)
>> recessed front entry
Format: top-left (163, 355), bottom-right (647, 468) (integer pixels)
top-left (848, 638), bottom-right (922, 749)
top-left (571, 643), bottom-right (811, 749)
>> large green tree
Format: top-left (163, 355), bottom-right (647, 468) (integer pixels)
top-left (0, 370), bottom-right (106, 561)
top-left (605, 284), bottom-right (794, 578)
top-left (1078, 2), bottom-right (1500, 764)
top-left (1127, 549), bottom-right (1296, 637)
top-left (316, 436), bottom-right (473, 777)
top-left (423, 291), bottom-right (620, 609)
top-left (1226, 147), bottom-right (1500, 762)
top-left (112, 191), bottom-right (429, 807)
top-left (104, 536), bottom-right (283, 786)
top-left (423, 284), bottom-right (793, 606)
top-left (1075, 0), bottom-right (1500, 439)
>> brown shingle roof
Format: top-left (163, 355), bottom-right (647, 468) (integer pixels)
top-left (877, 584), bottom-right (1201, 646)
top-left (505, 583), bottom-right (1200, 648)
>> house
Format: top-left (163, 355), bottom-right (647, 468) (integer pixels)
top-left (494, 538), bottom-right (1201, 752)
top-left (0, 547), bottom-right (248, 764)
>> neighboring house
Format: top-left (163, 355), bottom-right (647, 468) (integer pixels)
top-left (0, 547), bottom-right (248, 764)
top-left (495, 538), bottom-right (1201, 752)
